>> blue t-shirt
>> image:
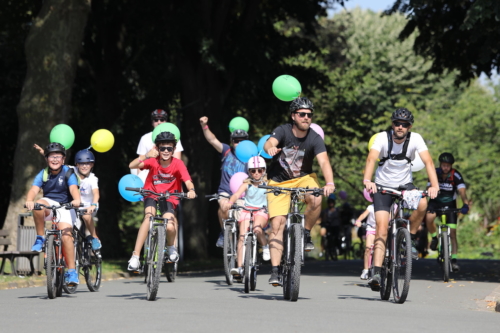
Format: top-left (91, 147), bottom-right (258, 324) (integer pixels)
top-left (218, 143), bottom-right (246, 194)
top-left (32, 165), bottom-right (79, 203)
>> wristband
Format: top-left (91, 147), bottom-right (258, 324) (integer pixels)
top-left (363, 179), bottom-right (371, 183)
top-left (138, 158), bottom-right (144, 163)
top-left (228, 201), bottom-right (233, 205)
top-left (326, 182), bottom-right (334, 186)
top-left (189, 188), bottom-right (195, 192)
top-left (203, 125), bottom-right (209, 130)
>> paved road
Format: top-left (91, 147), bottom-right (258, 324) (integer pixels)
top-left (1, 259), bottom-right (499, 332)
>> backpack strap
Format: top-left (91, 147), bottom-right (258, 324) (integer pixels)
top-left (65, 168), bottom-right (80, 187)
top-left (378, 131), bottom-right (412, 166)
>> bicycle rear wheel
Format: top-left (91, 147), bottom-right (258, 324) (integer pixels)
top-left (223, 225), bottom-right (236, 285)
top-left (85, 248), bottom-right (102, 292)
top-left (441, 230), bottom-right (450, 282)
top-left (244, 235), bottom-right (253, 293)
top-left (392, 228), bottom-right (412, 304)
top-left (46, 235), bottom-right (58, 299)
top-left (146, 226), bottom-right (166, 301)
top-left (288, 224), bottom-right (303, 302)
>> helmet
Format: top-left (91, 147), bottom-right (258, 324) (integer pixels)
top-left (289, 97), bottom-right (314, 113)
top-left (230, 129), bottom-right (249, 140)
top-left (75, 150), bottom-right (95, 164)
top-left (439, 152), bottom-right (455, 164)
top-left (328, 193), bottom-right (337, 200)
top-left (391, 108), bottom-right (414, 124)
top-left (151, 109), bottom-right (168, 121)
top-left (154, 131), bottom-right (177, 144)
top-left (247, 156), bottom-right (266, 170)
top-left (44, 142), bottom-right (66, 157)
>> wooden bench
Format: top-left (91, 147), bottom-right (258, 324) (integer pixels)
top-left (0, 230), bottom-right (40, 276)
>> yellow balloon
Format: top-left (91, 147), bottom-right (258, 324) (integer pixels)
top-left (368, 133), bottom-right (379, 152)
top-left (91, 129), bottom-right (115, 153)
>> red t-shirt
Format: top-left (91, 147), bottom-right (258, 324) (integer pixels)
top-left (141, 157), bottom-right (192, 208)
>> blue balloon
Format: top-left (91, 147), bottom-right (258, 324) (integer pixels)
top-left (118, 174), bottom-right (144, 202)
top-left (235, 140), bottom-right (258, 163)
top-left (257, 134), bottom-right (272, 159)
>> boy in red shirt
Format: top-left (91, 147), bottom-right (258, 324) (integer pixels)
top-left (127, 131), bottom-right (196, 271)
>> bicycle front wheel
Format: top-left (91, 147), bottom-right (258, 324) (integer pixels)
top-left (288, 224), bottom-right (303, 302)
top-left (146, 226), bottom-right (166, 301)
top-left (244, 235), bottom-right (253, 293)
top-left (63, 243), bottom-right (81, 294)
top-left (441, 230), bottom-right (450, 282)
top-left (85, 248), bottom-right (102, 292)
top-left (46, 235), bottom-right (58, 299)
top-left (392, 228), bottom-right (412, 304)
top-left (223, 226), bottom-right (236, 285)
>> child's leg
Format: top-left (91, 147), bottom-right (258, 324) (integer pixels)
top-left (237, 219), bottom-right (249, 267)
top-left (81, 214), bottom-right (98, 238)
top-left (165, 212), bottom-right (177, 246)
top-left (132, 206), bottom-right (155, 255)
top-left (254, 215), bottom-right (268, 246)
top-left (364, 232), bottom-right (375, 270)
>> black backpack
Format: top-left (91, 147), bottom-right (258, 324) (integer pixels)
top-left (378, 131), bottom-right (412, 167)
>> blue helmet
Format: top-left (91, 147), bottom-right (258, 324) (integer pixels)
top-left (75, 150), bottom-right (95, 164)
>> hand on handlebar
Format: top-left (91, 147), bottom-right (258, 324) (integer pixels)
top-left (427, 186), bottom-right (439, 200)
top-left (364, 181), bottom-right (377, 194)
top-left (323, 184), bottom-right (335, 197)
top-left (25, 201), bottom-right (35, 211)
top-left (71, 199), bottom-right (81, 209)
top-left (460, 204), bottom-right (469, 214)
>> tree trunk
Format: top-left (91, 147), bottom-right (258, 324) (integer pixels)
top-left (2, 0), bottom-right (90, 249)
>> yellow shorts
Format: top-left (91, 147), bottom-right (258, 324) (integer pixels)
top-left (266, 173), bottom-right (320, 218)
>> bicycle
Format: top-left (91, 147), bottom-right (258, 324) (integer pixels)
top-left (258, 185), bottom-right (324, 302)
top-left (206, 193), bottom-right (238, 285)
top-left (126, 187), bottom-right (189, 301)
top-left (375, 186), bottom-right (427, 304)
top-left (433, 207), bottom-right (461, 282)
top-left (63, 207), bottom-right (102, 294)
top-left (231, 205), bottom-right (268, 293)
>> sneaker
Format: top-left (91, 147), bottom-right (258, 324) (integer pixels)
top-left (368, 273), bottom-right (381, 291)
top-left (91, 237), bottom-right (102, 251)
top-left (31, 235), bottom-right (44, 252)
top-left (269, 270), bottom-right (281, 286)
top-left (304, 233), bottom-right (314, 252)
top-left (230, 267), bottom-right (243, 277)
top-left (65, 269), bottom-right (79, 286)
top-left (360, 269), bottom-right (369, 280)
top-left (452, 260), bottom-right (460, 272)
top-left (430, 237), bottom-right (438, 251)
top-left (168, 246), bottom-right (179, 262)
top-left (127, 254), bottom-right (140, 271)
top-left (216, 232), bottom-right (224, 248)
top-left (262, 245), bottom-right (270, 261)
top-left (411, 240), bottom-right (418, 260)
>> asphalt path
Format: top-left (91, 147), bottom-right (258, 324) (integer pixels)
top-left (1, 259), bottom-right (499, 332)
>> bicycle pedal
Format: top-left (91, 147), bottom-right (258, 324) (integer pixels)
top-left (271, 282), bottom-right (281, 287)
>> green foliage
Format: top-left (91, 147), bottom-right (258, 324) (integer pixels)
top-left (457, 215), bottom-right (500, 259)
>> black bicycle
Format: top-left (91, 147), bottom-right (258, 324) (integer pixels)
top-left (433, 207), bottom-right (461, 282)
top-left (259, 185), bottom-right (324, 302)
top-left (126, 187), bottom-right (189, 301)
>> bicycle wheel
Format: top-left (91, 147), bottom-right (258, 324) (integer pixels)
top-left (288, 224), bottom-right (303, 302)
top-left (46, 235), bottom-right (58, 299)
top-left (441, 230), bottom-right (450, 282)
top-left (56, 257), bottom-right (64, 297)
top-left (63, 242), bottom-right (81, 294)
top-left (244, 235), bottom-right (253, 293)
top-left (392, 228), bottom-right (412, 304)
top-left (146, 226), bottom-right (166, 301)
top-left (250, 266), bottom-right (257, 291)
top-left (223, 225), bottom-right (235, 285)
top-left (85, 248), bottom-right (102, 292)
top-left (165, 262), bottom-right (177, 282)
top-left (380, 256), bottom-right (392, 300)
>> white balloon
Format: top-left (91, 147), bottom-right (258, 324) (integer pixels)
top-left (411, 153), bottom-right (425, 172)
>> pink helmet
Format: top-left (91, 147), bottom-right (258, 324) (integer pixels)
top-left (247, 156), bottom-right (266, 170)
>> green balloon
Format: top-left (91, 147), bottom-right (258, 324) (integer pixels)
top-left (151, 122), bottom-right (181, 143)
top-left (272, 75), bottom-right (302, 102)
top-left (228, 117), bottom-right (249, 133)
top-left (49, 124), bottom-right (75, 149)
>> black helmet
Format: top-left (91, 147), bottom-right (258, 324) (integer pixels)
top-left (289, 97), bottom-right (314, 113)
top-left (391, 108), bottom-right (414, 124)
top-left (439, 152), bottom-right (455, 164)
top-left (75, 149), bottom-right (95, 164)
top-left (154, 131), bottom-right (177, 144)
top-left (230, 129), bottom-right (249, 140)
top-left (45, 142), bottom-right (66, 157)
top-left (151, 109), bottom-right (168, 121)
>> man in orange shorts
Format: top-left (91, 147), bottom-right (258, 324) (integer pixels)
top-left (264, 97), bottom-right (335, 285)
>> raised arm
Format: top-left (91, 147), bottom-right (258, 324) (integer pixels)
top-left (264, 137), bottom-right (281, 156)
top-left (129, 147), bottom-right (158, 169)
top-left (200, 117), bottom-right (223, 153)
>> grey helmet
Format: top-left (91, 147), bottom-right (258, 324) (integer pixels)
top-left (289, 97), bottom-right (314, 113)
top-left (391, 108), bottom-right (414, 124)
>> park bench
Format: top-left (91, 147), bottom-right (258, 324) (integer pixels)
top-left (0, 227), bottom-right (40, 277)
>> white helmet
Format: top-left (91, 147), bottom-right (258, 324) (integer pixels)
top-left (247, 156), bottom-right (266, 170)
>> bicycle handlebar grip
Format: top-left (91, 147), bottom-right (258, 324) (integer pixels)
top-left (205, 194), bottom-right (216, 198)
top-left (125, 187), bottom-right (140, 191)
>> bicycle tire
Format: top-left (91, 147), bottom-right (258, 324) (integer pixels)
top-left (282, 225), bottom-right (291, 300)
top-left (380, 256), bottom-right (392, 300)
top-left (85, 248), bottom-right (102, 292)
top-left (288, 224), bottom-right (303, 302)
top-left (165, 262), bottom-right (177, 282)
top-left (146, 226), bottom-right (166, 301)
top-left (56, 258), bottom-right (64, 297)
top-left (223, 225), bottom-right (235, 285)
top-left (441, 229), bottom-right (450, 282)
top-left (244, 235), bottom-right (253, 293)
top-left (250, 266), bottom-right (257, 291)
top-left (392, 228), bottom-right (412, 304)
top-left (46, 235), bottom-right (58, 299)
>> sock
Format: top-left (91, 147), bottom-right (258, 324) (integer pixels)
top-left (431, 232), bottom-right (437, 238)
top-left (271, 266), bottom-right (279, 272)
top-left (373, 266), bottom-right (382, 275)
top-left (410, 233), bottom-right (417, 240)
top-left (304, 228), bottom-right (311, 235)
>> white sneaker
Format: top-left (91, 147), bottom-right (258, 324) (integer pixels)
top-left (230, 267), bottom-right (243, 276)
top-left (360, 269), bottom-right (369, 280)
top-left (128, 254), bottom-right (140, 271)
top-left (262, 245), bottom-right (271, 261)
top-left (168, 246), bottom-right (179, 262)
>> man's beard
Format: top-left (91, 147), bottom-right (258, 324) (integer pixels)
top-left (293, 121), bottom-right (310, 131)
top-left (393, 131), bottom-right (407, 140)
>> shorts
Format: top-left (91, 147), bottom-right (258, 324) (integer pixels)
top-left (373, 183), bottom-right (417, 213)
top-left (42, 198), bottom-right (77, 226)
top-left (267, 173), bottom-right (320, 218)
top-left (237, 206), bottom-right (269, 224)
top-left (366, 229), bottom-right (376, 236)
top-left (218, 192), bottom-right (244, 220)
top-left (81, 202), bottom-right (97, 217)
top-left (144, 197), bottom-right (175, 215)
top-left (428, 200), bottom-right (457, 226)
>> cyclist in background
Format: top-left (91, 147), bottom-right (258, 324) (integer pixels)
top-left (127, 131), bottom-right (196, 271)
top-left (223, 156), bottom-right (271, 277)
top-left (25, 143), bottom-right (81, 286)
top-left (264, 97), bottom-right (335, 285)
top-left (425, 152), bottom-right (470, 272)
top-left (320, 194), bottom-right (341, 258)
top-left (200, 116), bottom-right (247, 248)
top-left (355, 204), bottom-right (375, 280)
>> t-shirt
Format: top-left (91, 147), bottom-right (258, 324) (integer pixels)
top-left (321, 208), bottom-right (341, 228)
top-left (365, 204), bottom-right (376, 231)
top-left (141, 157), bottom-right (191, 208)
top-left (218, 143), bottom-right (246, 194)
top-left (428, 168), bottom-right (466, 204)
top-left (32, 165), bottom-right (79, 203)
top-left (134, 131), bottom-right (184, 184)
top-left (372, 130), bottom-right (428, 187)
top-left (267, 123), bottom-right (327, 182)
top-left (70, 166), bottom-right (99, 205)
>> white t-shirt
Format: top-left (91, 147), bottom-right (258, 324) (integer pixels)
top-left (372, 131), bottom-right (428, 187)
top-left (133, 131), bottom-right (184, 183)
top-left (366, 204), bottom-right (376, 231)
top-left (70, 166), bottom-right (99, 205)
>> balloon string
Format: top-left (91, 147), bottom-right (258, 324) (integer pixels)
top-left (86, 145), bottom-right (92, 150)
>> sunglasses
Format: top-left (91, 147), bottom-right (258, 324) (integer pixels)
top-left (393, 121), bottom-right (411, 128)
top-left (294, 112), bottom-right (313, 119)
top-left (153, 118), bottom-right (166, 123)
top-left (249, 168), bottom-right (265, 174)
top-left (158, 146), bottom-right (174, 152)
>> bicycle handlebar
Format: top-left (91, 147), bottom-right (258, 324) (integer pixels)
top-left (230, 205), bottom-right (267, 213)
top-left (125, 187), bottom-right (191, 199)
top-left (376, 186), bottom-right (428, 197)
top-left (258, 185), bottom-right (326, 197)
top-left (25, 203), bottom-right (82, 211)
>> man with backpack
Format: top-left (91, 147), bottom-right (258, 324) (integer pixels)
top-left (362, 108), bottom-right (439, 291)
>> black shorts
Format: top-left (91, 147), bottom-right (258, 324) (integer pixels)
top-left (144, 197), bottom-right (175, 215)
top-left (427, 200), bottom-right (457, 225)
top-left (373, 183), bottom-right (417, 213)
